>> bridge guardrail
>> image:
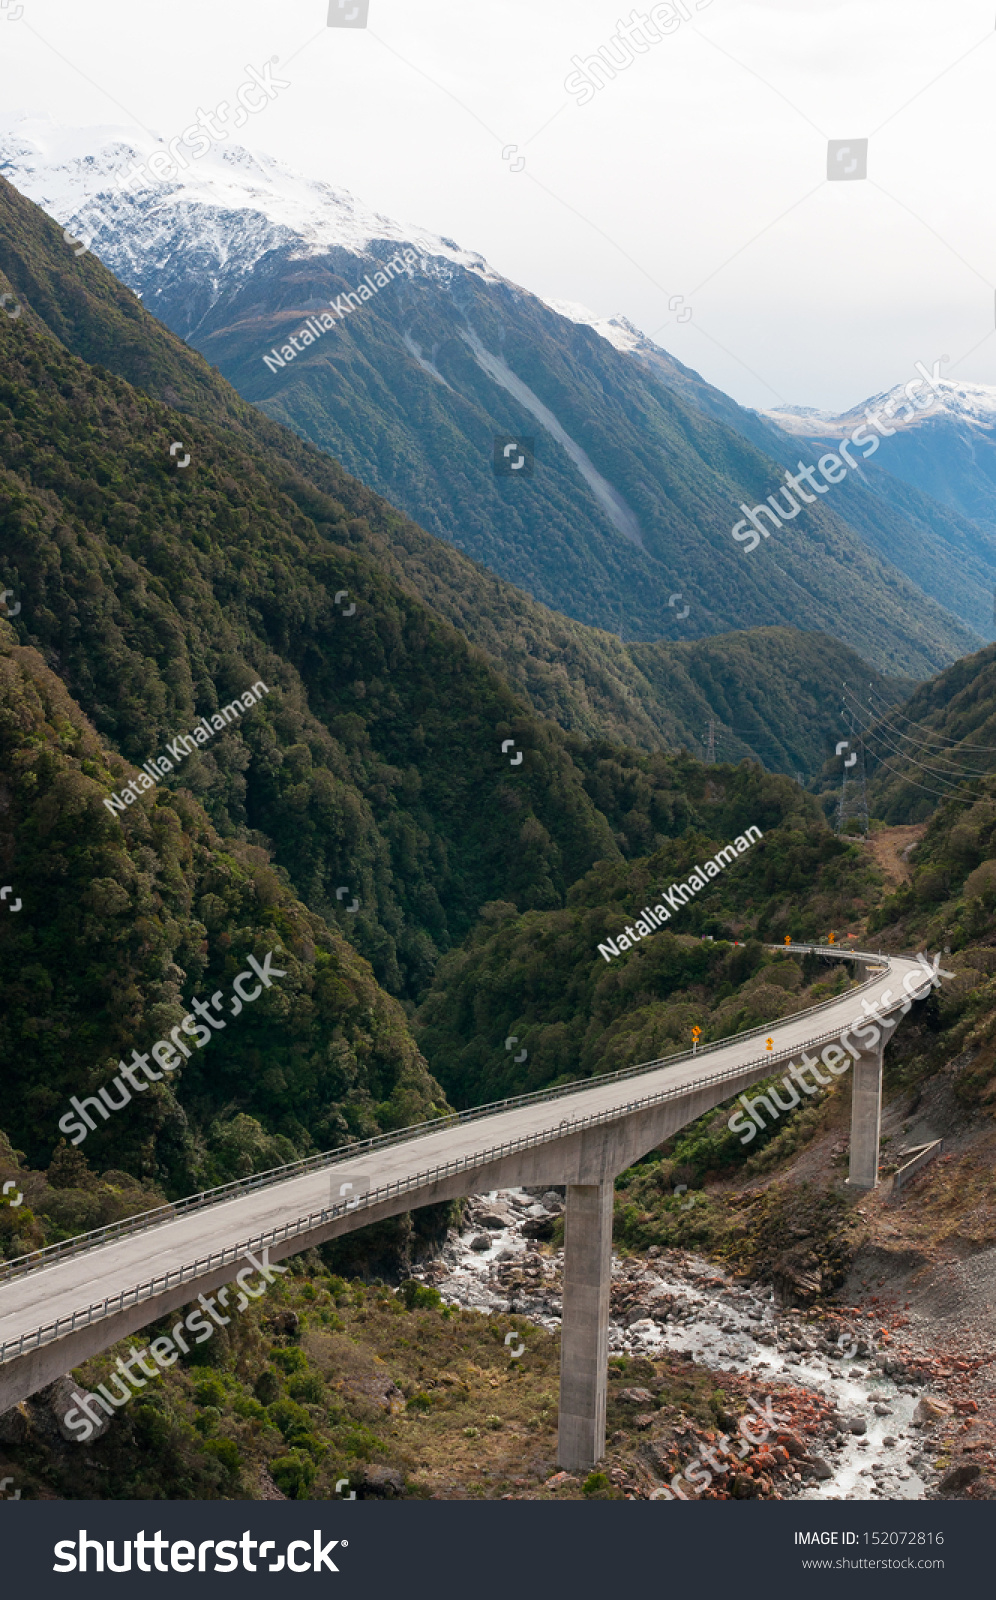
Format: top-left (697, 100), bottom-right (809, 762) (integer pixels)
top-left (0, 998), bottom-right (891, 1367)
top-left (0, 944), bottom-right (891, 1288)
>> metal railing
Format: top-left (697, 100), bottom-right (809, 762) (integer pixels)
top-left (0, 944), bottom-right (891, 1289)
top-left (0, 986), bottom-right (894, 1366)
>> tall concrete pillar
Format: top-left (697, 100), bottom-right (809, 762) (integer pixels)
top-left (558, 1181), bottom-right (613, 1472)
top-left (848, 1042), bottom-right (884, 1190)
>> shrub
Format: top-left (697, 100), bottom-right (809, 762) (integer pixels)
top-left (203, 1437), bottom-right (241, 1478)
top-left (232, 1396), bottom-right (266, 1421)
top-left (287, 1374), bottom-right (326, 1406)
top-left (193, 1376), bottom-right (226, 1409)
top-left (397, 1279), bottom-right (442, 1310)
top-left (254, 1370), bottom-right (280, 1404)
top-left (271, 1453), bottom-right (316, 1498)
top-left (273, 1347), bottom-right (307, 1375)
top-left (583, 1471), bottom-right (610, 1495)
top-left (268, 1398), bottom-right (312, 1443)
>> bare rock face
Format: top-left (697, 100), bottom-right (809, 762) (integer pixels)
top-left (45, 1377), bottom-right (103, 1443)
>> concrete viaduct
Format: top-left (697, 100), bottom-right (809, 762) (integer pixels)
top-left (0, 946), bottom-right (935, 1472)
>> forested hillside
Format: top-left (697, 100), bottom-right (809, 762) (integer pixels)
top-left (0, 142), bottom-right (982, 676)
top-left (0, 171), bottom-right (912, 778)
top-left (859, 642), bottom-right (996, 823)
top-left (0, 627), bottom-right (446, 1199)
top-left (414, 758), bottom-right (880, 1107)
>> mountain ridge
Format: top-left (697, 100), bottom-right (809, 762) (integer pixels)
top-left (0, 117), bottom-right (982, 678)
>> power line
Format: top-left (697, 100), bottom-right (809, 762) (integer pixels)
top-left (843, 688), bottom-right (992, 784)
top-left (841, 703), bottom-right (984, 808)
top-left (865, 681), bottom-right (996, 755)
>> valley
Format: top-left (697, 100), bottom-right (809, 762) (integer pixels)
top-left (0, 85), bottom-right (995, 1520)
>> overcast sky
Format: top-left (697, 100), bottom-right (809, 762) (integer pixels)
top-left (2, 0), bottom-right (995, 410)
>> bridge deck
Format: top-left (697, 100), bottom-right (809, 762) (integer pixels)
top-left (0, 949), bottom-right (928, 1390)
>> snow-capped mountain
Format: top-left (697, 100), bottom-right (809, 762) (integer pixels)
top-left (761, 380), bottom-right (996, 533)
top-left (765, 379), bottom-right (996, 437)
top-left (0, 114), bottom-right (990, 666)
top-left (0, 114), bottom-right (504, 339)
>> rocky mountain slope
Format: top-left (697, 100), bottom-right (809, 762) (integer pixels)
top-left (0, 116), bottom-right (982, 677)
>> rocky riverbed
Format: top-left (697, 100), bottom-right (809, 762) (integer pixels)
top-left (408, 1186), bottom-right (966, 1501)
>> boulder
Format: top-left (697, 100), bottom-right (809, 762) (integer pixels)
top-left (624, 1306), bottom-right (651, 1327)
top-left (469, 1234), bottom-right (492, 1252)
top-left (938, 1463), bottom-right (982, 1495)
top-left (475, 1213), bottom-right (507, 1231)
top-left (914, 1396), bottom-right (953, 1426)
top-left (618, 1387), bottom-right (655, 1405)
top-left (632, 1413), bottom-right (655, 1430)
top-left (358, 1465), bottom-right (405, 1498)
top-left (522, 1217), bottom-right (555, 1241)
top-left (848, 1417), bottom-right (867, 1436)
top-left (808, 1457), bottom-right (833, 1481)
top-left (732, 1473), bottom-right (760, 1499)
top-left (45, 1377), bottom-right (102, 1443)
top-left (776, 1430), bottom-right (810, 1460)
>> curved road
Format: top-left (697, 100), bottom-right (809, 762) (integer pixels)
top-left (0, 947), bottom-right (935, 1416)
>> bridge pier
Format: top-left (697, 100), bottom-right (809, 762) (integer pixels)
top-left (848, 1041), bottom-right (884, 1190)
top-left (558, 1181), bottom-right (613, 1473)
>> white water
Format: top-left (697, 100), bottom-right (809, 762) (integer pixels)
top-left (414, 1187), bottom-right (937, 1501)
